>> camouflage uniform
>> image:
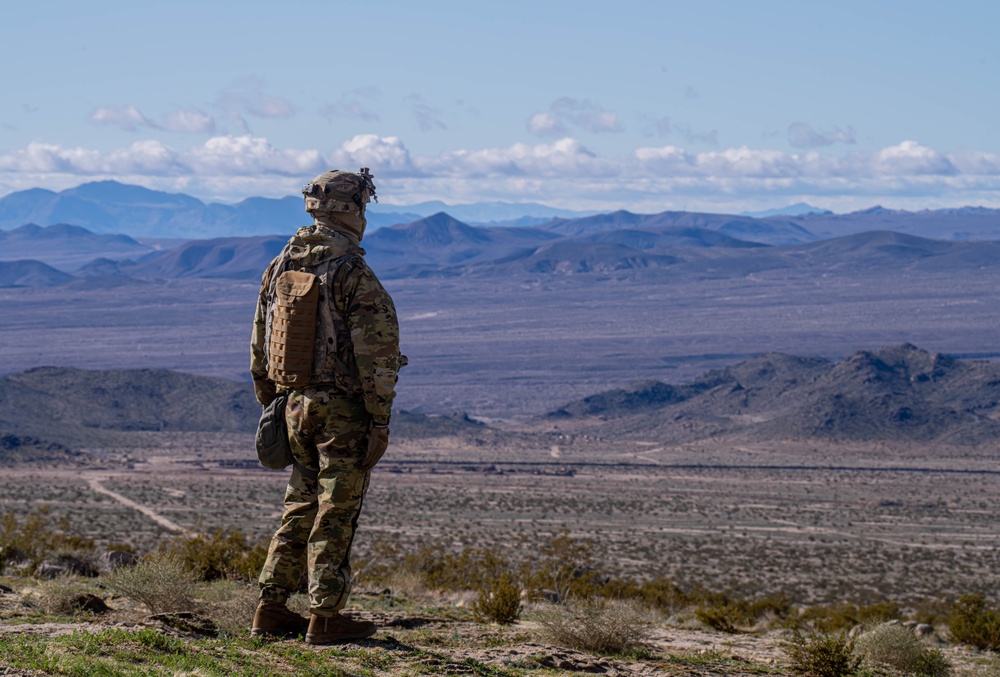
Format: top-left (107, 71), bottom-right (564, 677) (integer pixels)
top-left (251, 206), bottom-right (400, 617)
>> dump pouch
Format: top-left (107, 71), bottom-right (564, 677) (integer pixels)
top-left (255, 392), bottom-right (318, 481)
top-left (268, 270), bottom-right (320, 387)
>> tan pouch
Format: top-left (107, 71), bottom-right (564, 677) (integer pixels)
top-left (268, 270), bottom-right (320, 387)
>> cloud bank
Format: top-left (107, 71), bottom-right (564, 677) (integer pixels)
top-left (2, 134), bottom-right (1000, 209)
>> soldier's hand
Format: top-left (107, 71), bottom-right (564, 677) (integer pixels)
top-left (253, 377), bottom-right (277, 406)
top-left (361, 424), bottom-right (389, 470)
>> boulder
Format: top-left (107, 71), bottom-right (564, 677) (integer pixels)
top-left (35, 561), bottom-right (69, 579)
top-left (68, 593), bottom-right (111, 614)
top-left (99, 550), bottom-right (139, 573)
top-left (36, 555), bottom-right (99, 578)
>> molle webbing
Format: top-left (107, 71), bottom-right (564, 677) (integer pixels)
top-left (268, 270), bottom-right (320, 386)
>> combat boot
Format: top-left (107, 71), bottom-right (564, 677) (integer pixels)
top-left (305, 613), bottom-right (377, 644)
top-left (251, 601), bottom-right (310, 638)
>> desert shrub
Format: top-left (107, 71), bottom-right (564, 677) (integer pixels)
top-left (105, 542), bottom-right (136, 554)
top-left (601, 576), bottom-right (690, 615)
top-left (696, 603), bottom-right (741, 633)
top-left (418, 544), bottom-right (509, 592)
top-left (34, 578), bottom-right (108, 615)
top-left (354, 532), bottom-right (609, 603)
top-left (534, 599), bottom-right (652, 655)
top-left (521, 532), bottom-right (603, 601)
top-left (695, 592), bottom-right (791, 633)
top-left (854, 623), bottom-right (950, 677)
top-left (0, 508), bottom-right (95, 570)
top-left (783, 631), bottom-right (861, 677)
top-left (799, 601), bottom-right (901, 633)
top-left (200, 579), bottom-right (258, 638)
top-left (472, 571), bottom-right (521, 624)
top-left (103, 554), bottom-right (198, 613)
top-left (159, 528), bottom-right (268, 581)
top-left (949, 594), bottom-right (1000, 651)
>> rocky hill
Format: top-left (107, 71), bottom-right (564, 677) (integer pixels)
top-left (538, 209), bottom-right (816, 245)
top-left (0, 367), bottom-right (491, 462)
top-left (549, 345), bottom-right (1000, 444)
top-left (0, 223), bottom-right (152, 271)
top-left (0, 260), bottom-right (75, 287)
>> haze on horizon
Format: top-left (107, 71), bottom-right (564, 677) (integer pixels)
top-left (1, 0), bottom-right (998, 215)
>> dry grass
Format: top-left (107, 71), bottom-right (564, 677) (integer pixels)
top-left (199, 580), bottom-right (258, 639)
top-left (103, 554), bottom-right (198, 613)
top-left (854, 622), bottom-right (950, 677)
top-left (533, 598), bottom-right (652, 655)
top-left (33, 578), bottom-right (105, 615)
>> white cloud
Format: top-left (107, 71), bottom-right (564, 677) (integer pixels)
top-left (88, 104), bottom-right (216, 135)
top-left (186, 136), bottom-right (323, 176)
top-left (246, 93), bottom-right (296, 119)
top-left (162, 108), bottom-right (216, 134)
top-left (527, 112), bottom-right (566, 137)
top-left (874, 140), bottom-right (956, 176)
top-left (527, 97), bottom-right (623, 137)
top-left (424, 138), bottom-right (611, 178)
top-left (89, 105), bottom-right (156, 132)
top-left (4, 135), bottom-right (1000, 209)
top-left (329, 135), bottom-right (417, 175)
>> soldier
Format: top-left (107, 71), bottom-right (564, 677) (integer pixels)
top-left (249, 168), bottom-right (402, 644)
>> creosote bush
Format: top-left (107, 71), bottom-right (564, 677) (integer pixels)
top-left (103, 554), bottom-right (198, 613)
top-left (534, 599), bottom-right (652, 655)
top-left (949, 594), bottom-right (1000, 651)
top-left (0, 509), bottom-right (94, 571)
top-left (472, 571), bottom-right (521, 624)
top-left (159, 528), bottom-right (268, 582)
top-left (799, 601), bottom-right (901, 633)
top-left (783, 631), bottom-right (861, 677)
top-left (854, 623), bottom-right (950, 677)
top-left (694, 592), bottom-right (791, 633)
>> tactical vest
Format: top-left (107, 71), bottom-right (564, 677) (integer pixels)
top-left (263, 250), bottom-right (364, 394)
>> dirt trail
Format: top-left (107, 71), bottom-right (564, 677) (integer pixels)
top-left (86, 477), bottom-right (191, 535)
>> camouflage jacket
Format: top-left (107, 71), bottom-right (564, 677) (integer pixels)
top-left (251, 224), bottom-right (401, 425)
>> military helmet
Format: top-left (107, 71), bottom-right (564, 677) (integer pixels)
top-left (302, 168), bottom-right (377, 240)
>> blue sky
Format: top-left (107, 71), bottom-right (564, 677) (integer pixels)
top-left (1, 0), bottom-right (998, 212)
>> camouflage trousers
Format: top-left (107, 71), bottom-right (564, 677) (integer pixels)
top-left (258, 385), bottom-right (371, 617)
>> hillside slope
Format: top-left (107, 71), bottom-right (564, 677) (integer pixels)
top-left (549, 345), bottom-right (1000, 444)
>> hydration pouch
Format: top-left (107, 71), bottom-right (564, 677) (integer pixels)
top-left (268, 270), bottom-right (320, 387)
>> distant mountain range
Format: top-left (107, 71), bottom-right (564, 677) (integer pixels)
top-left (3, 181), bottom-right (1000, 241)
top-left (0, 181), bottom-right (586, 238)
top-left (6, 212), bottom-right (1000, 287)
top-left (740, 202), bottom-right (833, 218)
top-left (549, 344), bottom-right (1000, 445)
